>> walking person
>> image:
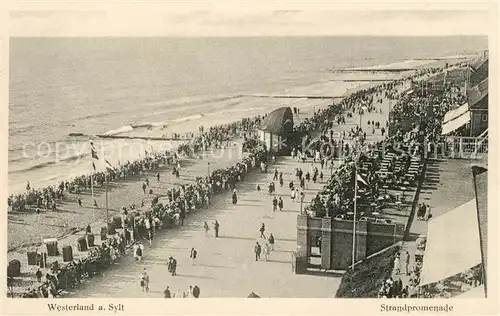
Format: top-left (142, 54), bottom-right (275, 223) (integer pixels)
top-left (190, 247), bottom-right (198, 262)
top-left (213, 220), bottom-right (220, 238)
top-left (163, 286), bottom-right (171, 298)
top-left (268, 233), bottom-right (275, 250)
top-left (272, 196), bottom-right (278, 212)
top-left (171, 258), bottom-right (177, 276)
top-left (203, 221), bottom-right (210, 236)
top-left (134, 243), bottom-right (144, 262)
top-left (425, 205), bottom-right (433, 221)
top-left (403, 250), bottom-right (410, 275)
top-left (290, 188), bottom-right (296, 203)
top-left (232, 189), bottom-right (238, 205)
top-left (140, 268), bottom-right (150, 292)
top-left (254, 242), bottom-right (262, 261)
top-left (259, 223), bottom-right (266, 239)
top-left (268, 182), bottom-right (274, 195)
top-left (273, 169), bottom-right (279, 181)
top-left (167, 257), bottom-right (173, 274)
top-left (394, 254), bottom-right (401, 275)
top-left (263, 243), bottom-right (271, 261)
top-left (278, 197), bottom-right (283, 211)
top-left (145, 218), bottom-right (153, 247)
top-left (36, 269), bottom-right (43, 283)
top-left (192, 285), bottom-right (200, 298)
top-left (279, 173), bottom-right (284, 187)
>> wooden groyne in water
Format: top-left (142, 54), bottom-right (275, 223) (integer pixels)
top-left (68, 133), bottom-right (191, 141)
top-left (97, 135), bottom-right (191, 141)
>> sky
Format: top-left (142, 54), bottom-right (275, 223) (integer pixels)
top-left (6, 2), bottom-right (495, 37)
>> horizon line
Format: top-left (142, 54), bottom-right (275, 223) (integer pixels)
top-left (10, 34), bottom-right (489, 38)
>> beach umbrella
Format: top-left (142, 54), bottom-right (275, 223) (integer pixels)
top-left (247, 292), bottom-right (260, 298)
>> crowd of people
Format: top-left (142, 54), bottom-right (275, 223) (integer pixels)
top-left (7, 115), bottom-right (265, 214)
top-left (11, 59), bottom-right (470, 298)
top-left (302, 63), bottom-right (468, 220)
top-left (13, 115), bottom-right (272, 298)
top-left (16, 233), bottom-right (127, 298)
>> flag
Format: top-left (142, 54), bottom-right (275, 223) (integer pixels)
top-left (105, 159), bottom-right (114, 172)
top-left (90, 140), bottom-right (99, 172)
top-left (90, 141), bottom-right (99, 160)
top-left (468, 64), bottom-right (477, 74)
top-left (356, 174), bottom-right (369, 186)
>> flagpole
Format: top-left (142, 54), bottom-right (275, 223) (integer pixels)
top-left (352, 160), bottom-right (357, 268)
top-left (91, 169), bottom-right (95, 223)
top-left (105, 172), bottom-right (109, 227)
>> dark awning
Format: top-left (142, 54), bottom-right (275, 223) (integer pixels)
top-left (259, 107), bottom-right (294, 134)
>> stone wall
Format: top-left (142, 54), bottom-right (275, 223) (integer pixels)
top-left (296, 215), bottom-right (404, 271)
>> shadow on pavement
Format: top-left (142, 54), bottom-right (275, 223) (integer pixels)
top-left (176, 273), bottom-right (216, 280)
top-left (218, 235), bottom-right (257, 241)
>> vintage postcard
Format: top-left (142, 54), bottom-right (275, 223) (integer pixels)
top-left (0, 1), bottom-right (498, 315)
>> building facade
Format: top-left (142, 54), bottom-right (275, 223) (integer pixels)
top-left (295, 215), bottom-right (404, 272)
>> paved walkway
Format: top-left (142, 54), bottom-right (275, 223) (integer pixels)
top-left (7, 143), bottom-right (249, 294)
top-left (396, 158), bottom-right (477, 286)
top-left (62, 80), bottom-right (414, 298)
top-left (65, 156), bottom-right (339, 298)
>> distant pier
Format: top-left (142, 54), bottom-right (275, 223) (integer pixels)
top-left (242, 94), bottom-right (344, 100)
top-left (336, 68), bottom-right (416, 73)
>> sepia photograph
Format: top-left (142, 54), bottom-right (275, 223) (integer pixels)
top-left (2, 2), bottom-right (494, 306)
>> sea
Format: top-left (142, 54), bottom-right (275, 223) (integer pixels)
top-left (8, 36), bottom-right (487, 194)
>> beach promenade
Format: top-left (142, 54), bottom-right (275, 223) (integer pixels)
top-left (8, 105), bottom-right (339, 297)
top-left (65, 155), bottom-right (339, 298)
top-left (62, 80), bottom-right (408, 298)
top-left (8, 72), bottom-right (416, 298)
